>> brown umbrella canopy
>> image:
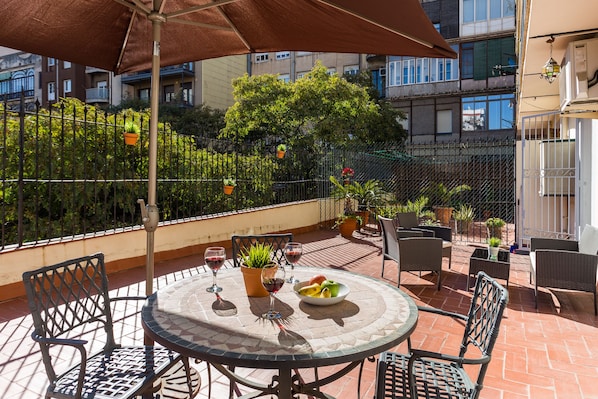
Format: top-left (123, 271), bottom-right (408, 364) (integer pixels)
top-left (1, 0), bottom-right (455, 74)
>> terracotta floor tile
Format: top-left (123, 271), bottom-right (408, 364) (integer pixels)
top-left (1, 228), bottom-right (597, 399)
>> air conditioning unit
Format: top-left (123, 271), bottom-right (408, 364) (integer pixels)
top-left (560, 38), bottom-right (598, 112)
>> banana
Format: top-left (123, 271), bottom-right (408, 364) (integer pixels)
top-left (298, 283), bottom-right (322, 297)
top-left (319, 287), bottom-right (331, 298)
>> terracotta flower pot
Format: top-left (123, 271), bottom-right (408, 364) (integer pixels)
top-left (338, 218), bottom-right (358, 238)
top-left (223, 185), bottom-right (235, 195)
top-left (433, 206), bottom-right (453, 226)
top-left (276, 150), bottom-right (285, 158)
top-left (123, 132), bottom-right (139, 145)
top-left (241, 264), bottom-right (276, 297)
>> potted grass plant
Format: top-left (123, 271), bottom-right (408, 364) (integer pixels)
top-left (123, 121), bottom-right (140, 145)
top-left (276, 144), bottom-right (287, 158)
top-left (240, 242), bottom-right (277, 297)
top-left (223, 177), bottom-right (236, 195)
top-left (486, 217), bottom-right (505, 239)
top-left (487, 237), bottom-right (501, 260)
top-left (453, 203), bottom-right (475, 234)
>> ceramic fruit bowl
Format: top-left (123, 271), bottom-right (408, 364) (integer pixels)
top-left (293, 281), bottom-right (350, 306)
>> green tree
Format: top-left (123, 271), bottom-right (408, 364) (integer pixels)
top-left (221, 62), bottom-right (407, 147)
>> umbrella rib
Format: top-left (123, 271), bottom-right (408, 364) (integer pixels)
top-left (112, 0), bottom-right (151, 15)
top-left (168, 17), bottom-right (234, 31)
top-left (116, 8), bottom-right (138, 72)
top-left (214, 5), bottom-right (252, 51)
top-left (315, 0), bottom-right (434, 49)
top-left (167, 0), bottom-right (239, 18)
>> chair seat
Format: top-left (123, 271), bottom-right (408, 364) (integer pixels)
top-left (377, 351), bottom-right (474, 399)
top-left (51, 346), bottom-right (181, 399)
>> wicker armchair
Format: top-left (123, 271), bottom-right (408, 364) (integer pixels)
top-left (375, 272), bottom-right (509, 399)
top-left (396, 212), bottom-right (453, 268)
top-left (379, 216), bottom-right (443, 290)
top-left (530, 237), bottom-right (598, 315)
top-left (22, 253), bottom-right (193, 399)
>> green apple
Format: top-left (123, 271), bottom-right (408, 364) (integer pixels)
top-left (320, 280), bottom-right (340, 297)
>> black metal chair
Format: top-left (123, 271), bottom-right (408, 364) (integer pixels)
top-left (231, 233), bottom-right (293, 267)
top-left (22, 253), bottom-right (193, 399)
top-left (379, 216), bottom-right (443, 290)
top-left (375, 271), bottom-right (509, 399)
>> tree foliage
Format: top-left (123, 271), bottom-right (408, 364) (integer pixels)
top-left (221, 62), bottom-right (407, 147)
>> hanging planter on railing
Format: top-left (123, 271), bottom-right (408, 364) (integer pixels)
top-left (276, 144), bottom-right (287, 159)
top-left (123, 121), bottom-right (140, 145)
top-left (223, 178), bottom-right (236, 195)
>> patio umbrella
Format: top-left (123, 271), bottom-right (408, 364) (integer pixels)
top-left (0, 0), bottom-right (455, 295)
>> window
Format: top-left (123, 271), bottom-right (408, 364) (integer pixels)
top-left (48, 58), bottom-right (55, 66)
top-left (48, 82), bottom-right (55, 101)
top-left (255, 53), bottom-right (269, 63)
top-left (63, 61), bottom-right (71, 69)
top-left (278, 74), bottom-right (290, 83)
top-left (276, 51), bottom-right (290, 60)
top-left (463, 37), bottom-right (514, 80)
top-left (326, 67), bottom-right (337, 76)
top-left (63, 79), bottom-right (71, 94)
top-left (296, 72), bottom-right (307, 80)
top-left (437, 110), bottom-right (452, 134)
top-left (343, 65), bottom-right (359, 75)
top-left (164, 85), bottom-right (175, 102)
top-left (461, 43), bottom-right (474, 79)
top-left (462, 93), bottom-right (513, 131)
top-left (388, 46), bottom-right (459, 87)
top-left (139, 88), bottom-right (149, 101)
top-left (462, 0), bottom-right (514, 22)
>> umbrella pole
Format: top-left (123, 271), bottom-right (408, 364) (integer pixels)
top-left (145, 10), bottom-right (165, 297)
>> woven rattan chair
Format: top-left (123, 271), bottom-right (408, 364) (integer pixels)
top-left (22, 253), bottom-right (193, 399)
top-left (396, 212), bottom-right (453, 269)
top-left (231, 233), bottom-right (293, 267)
top-left (530, 237), bottom-right (598, 315)
top-left (379, 216), bottom-right (443, 290)
top-left (375, 272), bottom-right (509, 399)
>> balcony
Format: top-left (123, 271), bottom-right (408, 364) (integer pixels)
top-left (121, 63), bottom-right (195, 84)
top-left (85, 87), bottom-right (109, 103)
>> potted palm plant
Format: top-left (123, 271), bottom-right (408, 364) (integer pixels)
top-left (123, 121), bottom-right (140, 145)
top-left (276, 144), bottom-right (287, 158)
top-left (223, 177), bottom-right (236, 195)
top-left (423, 182), bottom-right (471, 226)
top-left (240, 242), bottom-right (276, 297)
top-left (350, 179), bottom-right (387, 229)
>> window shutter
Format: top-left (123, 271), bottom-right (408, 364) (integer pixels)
top-left (473, 41), bottom-right (487, 80)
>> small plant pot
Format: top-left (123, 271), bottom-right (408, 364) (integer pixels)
top-left (240, 264), bottom-right (276, 297)
top-left (488, 246), bottom-right (500, 260)
top-left (223, 185), bottom-right (235, 195)
top-left (434, 206), bottom-right (453, 226)
top-left (123, 132), bottom-right (139, 145)
top-left (276, 150), bottom-right (285, 159)
top-left (488, 226), bottom-right (502, 239)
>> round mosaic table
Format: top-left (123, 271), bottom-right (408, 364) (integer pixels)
top-left (142, 266), bottom-right (418, 399)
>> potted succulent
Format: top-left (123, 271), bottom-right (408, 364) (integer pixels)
top-left (276, 143), bottom-right (287, 158)
top-left (423, 182), bottom-right (471, 226)
top-left (487, 237), bottom-right (501, 260)
top-left (240, 242), bottom-right (276, 297)
top-left (486, 217), bottom-right (505, 239)
top-left (453, 203), bottom-right (475, 234)
top-left (123, 121), bottom-right (140, 145)
top-left (223, 177), bottom-right (236, 195)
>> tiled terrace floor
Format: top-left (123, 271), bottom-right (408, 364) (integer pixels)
top-left (1, 228), bottom-right (597, 399)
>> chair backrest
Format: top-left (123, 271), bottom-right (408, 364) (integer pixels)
top-left (231, 233), bottom-right (293, 267)
top-left (378, 216), bottom-right (400, 261)
top-left (461, 271), bottom-right (509, 386)
top-left (22, 253), bottom-right (117, 378)
top-left (396, 212), bottom-right (419, 229)
top-left (397, 237), bottom-right (443, 272)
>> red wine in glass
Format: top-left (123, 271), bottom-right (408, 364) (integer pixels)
top-left (284, 242), bottom-right (302, 284)
top-left (261, 265), bottom-right (286, 319)
top-left (204, 247), bottom-right (225, 293)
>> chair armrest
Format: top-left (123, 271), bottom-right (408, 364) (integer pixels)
top-left (409, 349), bottom-right (491, 366)
top-left (417, 305), bottom-right (469, 322)
top-left (533, 249), bottom-right (598, 290)
top-left (419, 225), bottom-right (452, 242)
top-left (32, 332), bottom-right (87, 348)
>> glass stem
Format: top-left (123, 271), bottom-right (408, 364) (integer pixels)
top-left (212, 271), bottom-right (218, 288)
top-left (269, 293), bottom-right (275, 312)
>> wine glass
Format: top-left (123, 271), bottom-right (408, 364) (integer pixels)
top-left (284, 242), bottom-right (302, 284)
top-left (261, 264), bottom-right (286, 319)
top-left (204, 247), bottom-right (225, 293)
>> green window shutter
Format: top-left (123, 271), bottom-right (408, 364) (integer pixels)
top-left (502, 36), bottom-right (516, 68)
top-left (487, 39), bottom-right (501, 77)
top-left (473, 41), bottom-right (487, 80)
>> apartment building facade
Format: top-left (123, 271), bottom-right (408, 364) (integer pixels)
top-left (0, 47), bottom-right (40, 111)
